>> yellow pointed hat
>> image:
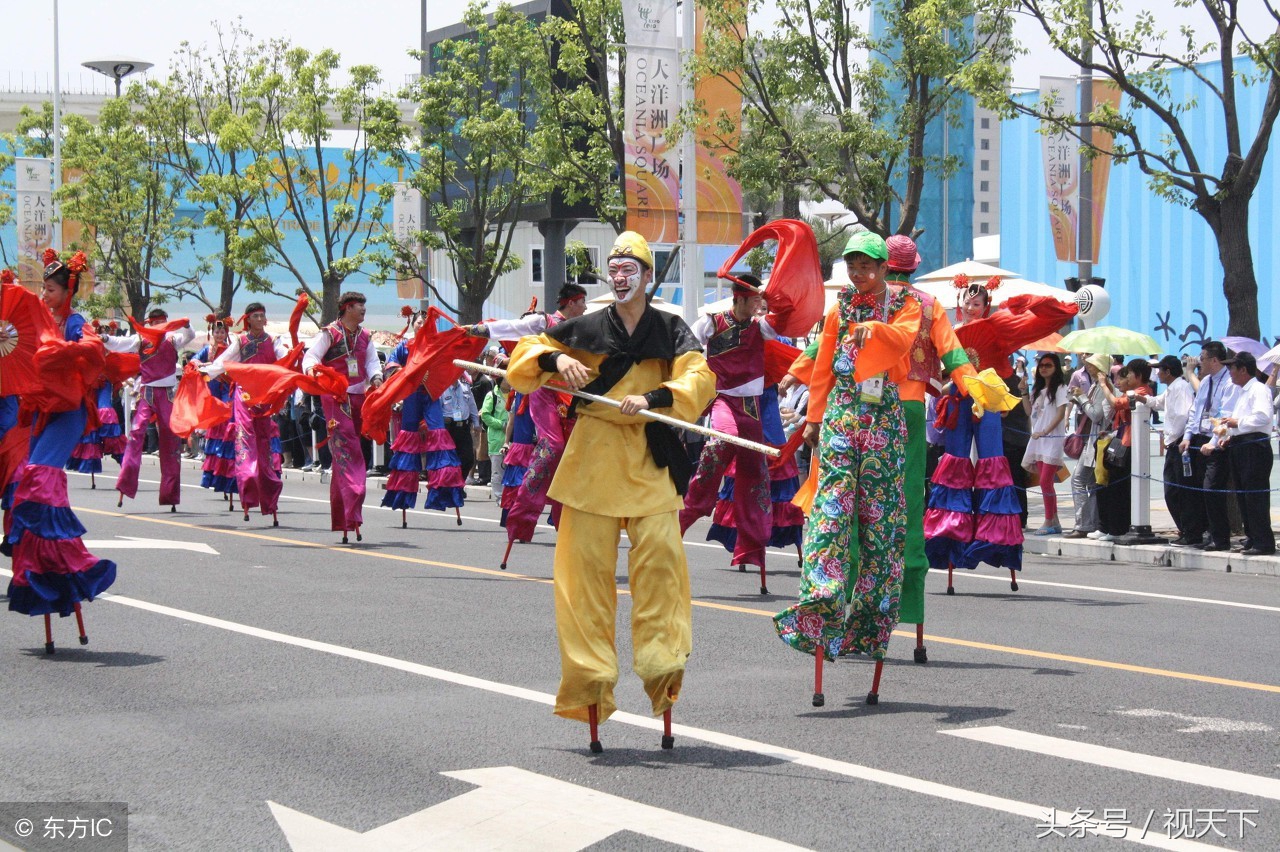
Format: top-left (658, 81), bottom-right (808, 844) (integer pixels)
top-left (609, 231), bottom-right (654, 269)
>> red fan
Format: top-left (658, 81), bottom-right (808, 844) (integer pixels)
top-left (0, 280), bottom-right (55, 397)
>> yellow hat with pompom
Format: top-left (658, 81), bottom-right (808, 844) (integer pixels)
top-left (609, 231), bottom-right (654, 270)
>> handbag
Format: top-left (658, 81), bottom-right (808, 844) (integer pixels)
top-left (1103, 438), bottom-right (1129, 469)
top-left (1094, 435), bottom-right (1112, 485)
top-left (1064, 432), bottom-right (1086, 460)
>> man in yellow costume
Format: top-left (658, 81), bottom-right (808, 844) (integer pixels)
top-left (506, 231), bottom-right (716, 753)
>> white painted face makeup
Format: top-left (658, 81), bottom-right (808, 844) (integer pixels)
top-left (608, 259), bottom-right (645, 304)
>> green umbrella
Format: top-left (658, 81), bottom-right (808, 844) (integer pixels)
top-left (1057, 325), bottom-right (1162, 355)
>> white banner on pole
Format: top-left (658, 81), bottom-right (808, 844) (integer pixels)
top-left (15, 157), bottom-right (54, 286)
top-left (622, 0), bottom-right (680, 243)
top-left (391, 181), bottom-right (425, 301)
top-left (1039, 77), bottom-right (1079, 264)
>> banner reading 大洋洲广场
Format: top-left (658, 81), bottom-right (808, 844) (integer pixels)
top-left (623, 0), bottom-right (680, 244)
top-left (391, 182), bottom-right (425, 301)
top-left (15, 157), bottom-right (53, 289)
top-left (1039, 77), bottom-right (1120, 265)
top-left (694, 3), bottom-right (745, 246)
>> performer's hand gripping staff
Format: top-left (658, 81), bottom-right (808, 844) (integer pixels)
top-left (455, 359), bottom-right (780, 458)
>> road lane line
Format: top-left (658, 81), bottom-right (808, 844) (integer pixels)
top-left (75, 472), bottom-right (1280, 615)
top-left (943, 726), bottom-right (1280, 801)
top-left (68, 508), bottom-right (1280, 696)
top-left (0, 574), bottom-right (1214, 851)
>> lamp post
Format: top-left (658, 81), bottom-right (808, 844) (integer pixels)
top-left (82, 58), bottom-right (153, 98)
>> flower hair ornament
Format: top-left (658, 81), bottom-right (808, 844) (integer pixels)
top-left (397, 304), bottom-right (417, 339)
top-left (0, 269), bottom-right (15, 285)
top-left (953, 272), bottom-right (993, 322)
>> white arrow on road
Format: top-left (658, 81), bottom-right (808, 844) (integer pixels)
top-left (82, 536), bottom-right (219, 555)
top-left (269, 765), bottom-right (809, 851)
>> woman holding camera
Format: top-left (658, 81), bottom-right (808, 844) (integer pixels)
top-left (1094, 358), bottom-right (1153, 540)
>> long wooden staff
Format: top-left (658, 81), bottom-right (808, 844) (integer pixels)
top-left (454, 359), bottom-right (781, 458)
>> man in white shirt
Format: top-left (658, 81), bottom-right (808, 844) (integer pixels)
top-left (1139, 355), bottom-right (1198, 545)
top-left (107, 308), bottom-right (195, 510)
top-left (1179, 341), bottom-right (1238, 551)
top-left (1217, 352), bottom-right (1275, 555)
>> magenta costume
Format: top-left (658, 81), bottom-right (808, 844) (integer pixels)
top-left (67, 383), bottom-right (125, 474)
top-left (228, 331), bottom-right (285, 516)
top-left (307, 321), bottom-right (377, 533)
top-left (115, 334), bottom-right (185, 507)
top-left (7, 313), bottom-right (117, 617)
top-left (679, 311), bottom-right (772, 569)
top-left (381, 340), bottom-right (466, 512)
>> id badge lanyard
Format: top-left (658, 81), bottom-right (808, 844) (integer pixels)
top-left (858, 287), bottom-right (890, 404)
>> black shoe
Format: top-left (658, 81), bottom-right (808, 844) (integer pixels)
top-left (1200, 544), bottom-right (1229, 552)
top-left (1169, 537), bottom-right (1192, 547)
top-left (1241, 548), bottom-right (1275, 556)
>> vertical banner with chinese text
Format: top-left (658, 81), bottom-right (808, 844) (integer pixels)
top-left (392, 182), bottom-right (426, 301)
top-left (623, 0), bottom-right (680, 243)
top-left (1039, 77), bottom-right (1120, 264)
top-left (16, 157), bottom-right (53, 289)
top-left (694, 4), bottom-right (745, 245)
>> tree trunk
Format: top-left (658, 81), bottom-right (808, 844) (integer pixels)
top-left (1206, 195), bottom-right (1261, 338)
top-left (459, 283), bottom-right (488, 324)
top-left (321, 274), bottom-right (340, 325)
top-left (219, 234), bottom-right (237, 317)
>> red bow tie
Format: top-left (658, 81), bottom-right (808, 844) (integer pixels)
top-left (849, 292), bottom-right (880, 308)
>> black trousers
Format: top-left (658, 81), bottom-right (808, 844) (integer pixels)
top-left (1097, 456), bottom-right (1132, 536)
top-left (1229, 433), bottom-right (1275, 553)
top-left (1183, 435), bottom-right (1231, 546)
top-left (446, 420), bottom-right (475, 481)
top-left (1162, 443), bottom-right (1192, 536)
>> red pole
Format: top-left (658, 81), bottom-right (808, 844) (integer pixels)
top-left (44, 614), bottom-right (54, 654)
top-left (867, 659), bottom-right (884, 705)
top-left (661, 708), bottom-right (674, 749)
top-left (500, 539), bottom-right (514, 570)
top-left (812, 648), bottom-right (825, 707)
top-left (73, 602), bottom-right (88, 645)
top-left (588, 703), bottom-right (602, 753)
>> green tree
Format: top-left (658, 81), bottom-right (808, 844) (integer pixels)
top-left (693, 0), bottom-right (1014, 238)
top-left (390, 1), bottom-right (560, 323)
top-left (240, 43), bottom-right (408, 323)
top-left (55, 99), bottom-right (190, 320)
top-left (1000, 0), bottom-right (1280, 337)
top-left (137, 20), bottom-right (275, 317)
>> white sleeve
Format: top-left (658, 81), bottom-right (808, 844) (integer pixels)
top-left (758, 316), bottom-right (778, 341)
top-left (202, 336), bottom-right (242, 378)
top-left (364, 338), bottom-right (382, 382)
top-left (167, 326), bottom-right (196, 349)
top-left (102, 333), bottom-right (141, 354)
top-left (273, 336), bottom-right (292, 359)
top-left (482, 314), bottom-right (549, 341)
top-left (301, 330), bottom-right (331, 373)
top-left (689, 315), bottom-right (713, 347)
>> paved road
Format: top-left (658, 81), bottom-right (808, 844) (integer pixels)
top-left (2, 458), bottom-right (1277, 851)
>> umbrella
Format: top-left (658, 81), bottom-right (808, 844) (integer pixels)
top-left (913, 260), bottom-right (1022, 283)
top-left (1057, 325), bottom-right (1161, 356)
top-left (1259, 342), bottom-right (1280, 370)
top-left (1222, 336), bottom-right (1269, 358)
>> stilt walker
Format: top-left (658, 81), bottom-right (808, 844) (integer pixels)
top-left (110, 308), bottom-right (194, 511)
top-left (189, 316), bottom-right (237, 503)
top-left (6, 252), bottom-right (117, 651)
top-left (204, 302), bottom-right (292, 526)
top-left (773, 233), bottom-right (920, 707)
top-left (67, 320), bottom-right (126, 483)
top-left (923, 282), bottom-right (1078, 592)
top-left (302, 292), bottom-right (383, 543)
top-left (380, 310), bottom-right (467, 523)
top-left (463, 284), bottom-right (588, 560)
top-left (506, 232), bottom-right (716, 751)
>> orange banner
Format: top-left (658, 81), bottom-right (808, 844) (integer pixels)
top-left (694, 5), bottom-right (745, 245)
top-left (622, 0), bottom-right (680, 243)
top-left (1039, 78), bottom-right (1120, 264)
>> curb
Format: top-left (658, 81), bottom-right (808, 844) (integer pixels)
top-left (1024, 535), bottom-right (1279, 577)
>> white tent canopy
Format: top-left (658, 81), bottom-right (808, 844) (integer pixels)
top-left (913, 260), bottom-right (1022, 283)
top-left (586, 292), bottom-right (683, 316)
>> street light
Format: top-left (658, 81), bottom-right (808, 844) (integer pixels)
top-left (82, 57), bottom-right (153, 98)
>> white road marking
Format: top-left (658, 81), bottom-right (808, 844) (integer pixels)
top-left (1113, 708), bottom-right (1273, 734)
top-left (0, 568), bottom-right (1212, 850)
top-left (81, 536), bottom-right (218, 555)
top-left (269, 765), bottom-right (810, 851)
top-left (70, 471), bottom-right (1280, 616)
top-left (943, 726), bottom-right (1280, 801)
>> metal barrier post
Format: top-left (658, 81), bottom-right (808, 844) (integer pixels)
top-left (1117, 401), bottom-right (1167, 545)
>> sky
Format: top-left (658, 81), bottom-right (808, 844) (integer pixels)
top-left (9, 0), bottom-right (1260, 98)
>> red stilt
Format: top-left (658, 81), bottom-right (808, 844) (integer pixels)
top-left (588, 704), bottom-right (602, 753)
top-left (500, 539), bottom-right (514, 570)
top-left (73, 602), bottom-right (88, 645)
top-left (90, 472), bottom-right (96, 490)
top-left (913, 623), bottom-right (927, 663)
top-left (116, 492), bottom-right (123, 508)
top-left (796, 544), bottom-right (803, 568)
top-left (228, 494), bottom-right (236, 511)
top-left (355, 525), bottom-right (362, 542)
top-left (866, 658), bottom-right (884, 705)
top-left (342, 529), bottom-right (349, 544)
top-left (401, 508), bottom-right (407, 529)
top-left (243, 509), bottom-right (250, 522)
top-left (170, 505), bottom-right (177, 513)
top-left (661, 708), bottom-right (674, 749)
top-left (812, 648), bottom-right (825, 707)
top-left (272, 512), bottom-right (279, 528)
top-left (44, 614), bottom-right (54, 654)
top-left (759, 564), bottom-right (768, 596)
top-left (1009, 568), bottom-right (1019, 592)
top-left (736, 562), bottom-right (745, 572)
top-left (454, 507), bottom-right (462, 526)
top-left (947, 563), bottom-right (955, 595)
